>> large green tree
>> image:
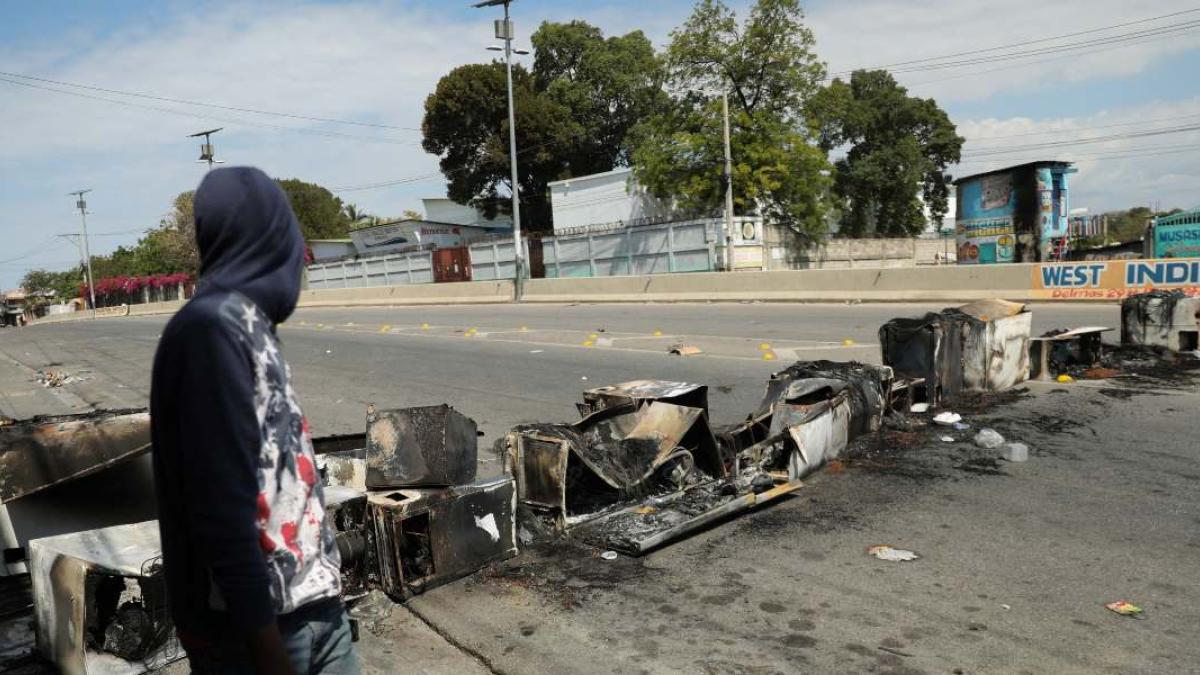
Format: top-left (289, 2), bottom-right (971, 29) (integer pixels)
top-left (276, 179), bottom-right (352, 239)
top-left (421, 21), bottom-right (667, 231)
top-left (20, 267), bottom-right (83, 300)
top-left (807, 69), bottom-right (964, 237)
top-left (631, 0), bottom-right (833, 237)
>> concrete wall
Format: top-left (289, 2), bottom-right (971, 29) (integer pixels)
top-left (298, 280), bottom-right (514, 307)
top-left (523, 265), bottom-right (1032, 303)
top-left (766, 235), bottom-right (957, 270)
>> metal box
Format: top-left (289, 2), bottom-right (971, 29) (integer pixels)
top-left (1122, 291), bottom-right (1200, 352)
top-left (365, 405), bottom-right (478, 488)
top-left (28, 521), bottom-right (181, 675)
top-left (367, 477), bottom-right (516, 600)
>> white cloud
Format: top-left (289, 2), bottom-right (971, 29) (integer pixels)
top-left (955, 97), bottom-right (1200, 212)
top-left (807, 0), bottom-right (1199, 102)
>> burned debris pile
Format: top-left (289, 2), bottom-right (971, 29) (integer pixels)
top-left (3, 292), bottom-right (1198, 674)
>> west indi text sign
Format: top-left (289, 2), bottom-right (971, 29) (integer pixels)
top-left (1031, 259), bottom-right (1200, 300)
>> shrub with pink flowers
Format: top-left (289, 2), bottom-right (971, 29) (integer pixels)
top-left (81, 273), bottom-right (194, 307)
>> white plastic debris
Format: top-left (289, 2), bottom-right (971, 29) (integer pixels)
top-left (867, 545), bottom-right (919, 562)
top-left (910, 403), bottom-right (930, 413)
top-left (974, 428), bottom-right (1005, 449)
top-left (1000, 442), bottom-right (1029, 462)
top-left (932, 412), bottom-right (962, 426)
top-left (529, 349), bottom-right (544, 353)
top-left (940, 435), bottom-right (954, 443)
top-left (600, 550), bottom-right (618, 560)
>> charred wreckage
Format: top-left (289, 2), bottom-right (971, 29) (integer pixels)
top-left (1, 293), bottom-right (1197, 673)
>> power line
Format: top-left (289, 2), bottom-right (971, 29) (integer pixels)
top-left (0, 76), bottom-right (419, 146)
top-left (963, 111), bottom-right (1200, 144)
top-left (830, 8), bottom-right (1200, 76)
top-left (960, 122), bottom-right (1200, 158)
top-left (0, 69), bottom-right (421, 132)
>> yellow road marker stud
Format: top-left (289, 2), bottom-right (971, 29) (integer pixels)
top-left (589, 333), bottom-right (599, 339)
top-left (316, 323), bottom-right (324, 329)
top-left (842, 339), bottom-right (855, 346)
top-left (653, 329), bottom-right (663, 337)
top-left (520, 325), bottom-right (528, 332)
top-left (582, 340), bottom-right (595, 347)
top-left (759, 342), bottom-right (771, 351)
top-left (421, 323), bottom-right (430, 330)
top-left (763, 351), bottom-right (776, 361)
top-left (380, 325), bottom-right (391, 333)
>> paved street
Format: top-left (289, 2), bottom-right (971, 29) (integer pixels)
top-left (3, 301), bottom-right (1198, 674)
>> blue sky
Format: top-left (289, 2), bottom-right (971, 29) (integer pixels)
top-left (3, 0), bottom-right (1200, 288)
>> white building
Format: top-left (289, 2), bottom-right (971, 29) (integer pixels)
top-left (547, 168), bottom-right (673, 233)
top-left (421, 197), bottom-right (512, 229)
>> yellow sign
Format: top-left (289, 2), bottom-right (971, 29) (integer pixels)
top-left (1031, 259), bottom-right (1200, 300)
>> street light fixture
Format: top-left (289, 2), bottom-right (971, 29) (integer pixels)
top-left (472, 0), bottom-right (526, 301)
top-left (189, 127), bottom-right (224, 168)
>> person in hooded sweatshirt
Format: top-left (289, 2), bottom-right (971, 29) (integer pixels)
top-left (151, 167), bottom-right (359, 675)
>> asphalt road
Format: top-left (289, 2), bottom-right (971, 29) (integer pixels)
top-left (4, 301), bottom-right (1198, 674)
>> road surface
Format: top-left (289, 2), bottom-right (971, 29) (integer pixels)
top-left (3, 301), bottom-right (1197, 674)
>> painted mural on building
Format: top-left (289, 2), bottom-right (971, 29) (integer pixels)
top-left (954, 161), bottom-right (1074, 265)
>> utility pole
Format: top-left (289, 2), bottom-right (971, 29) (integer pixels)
top-left (721, 90), bottom-right (735, 272)
top-left (69, 190), bottom-right (97, 317)
top-left (475, 0), bottom-right (524, 301)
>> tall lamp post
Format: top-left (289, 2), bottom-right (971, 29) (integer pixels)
top-left (474, 0), bottom-right (525, 300)
top-left (68, 190), bottom-right (97, 317)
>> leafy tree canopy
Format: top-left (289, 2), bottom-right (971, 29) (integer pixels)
top-left (422, 20), bottom-right (667, 232)
top-left (276, 178), bottom-right (352, 240)
top-left (631, 0), bottom-right (833, 238)
top-left (808, 69), bottom-right (964, 237)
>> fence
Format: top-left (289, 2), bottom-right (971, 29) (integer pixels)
top-left (306, 250), bottom-right (433, 289)
top-left (543, 219), bottom-right (718, 278)
top-left (468, 239), bottom-right (520, 281)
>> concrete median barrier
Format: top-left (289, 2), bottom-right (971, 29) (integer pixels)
top-left (298, 280), bottom-right (515, 307)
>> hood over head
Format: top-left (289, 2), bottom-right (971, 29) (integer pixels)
top-left (194, 166), bottom-right (305, 324)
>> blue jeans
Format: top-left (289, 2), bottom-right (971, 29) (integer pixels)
top-left (186, 598), bottom-right (361, 675)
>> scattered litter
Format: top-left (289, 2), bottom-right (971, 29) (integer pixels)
top-left (932, 412), bottom-right (962, 426)
top-left (529, 350), bottom-right (544, 354)
top-left (599, 550), bottom-right (618, 561)
top-left (1105, 600), bottom-right (1144, 618)
top-left (1056, 374), bottom-right (1075, 383)
top-left (1000, 442), bottom-right (1029, 462)
top-left (910, 402), bottom-right (930, 413)
top-left (325, 350), bottom-right (332, 354)
top-left (580, 376), bottom-right (588, 381)
top-left (35, 369), bottom-right (86, 388)
top-left (1000, 604), bottom-right (1011, 610)
top-left (940, 435), bottom-right (954, 442)
top-left (1080, 367), bottom-right (1121, 380)
top-left (952, 422), bottom-right (971, 431)
top-left (867, 545), bottom-right (919, 562)
top-left (878, 646), bottom-right (913, 658)
top-left (669, 345), bottom-right (703, 356)
top-left (973, 428), bottom-right (1005, 449)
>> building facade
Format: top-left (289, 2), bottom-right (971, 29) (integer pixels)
top-left (953, 161), bottom-right (1074, 265)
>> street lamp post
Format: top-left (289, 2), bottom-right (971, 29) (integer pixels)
top-left (189, 127), bottom-right (223, 168)
top-left (474, 0), bottom-right (525, 301)
top-left (68, 190), bottom-right (97, 317)
top-left (721, 90), bottom-right (735, 272)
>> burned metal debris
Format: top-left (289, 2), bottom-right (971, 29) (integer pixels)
top-left (365, 404), bottom-right (477, 488)
top-left (880, 299), bottom-right (1032, 406)
top-left (1121, 290), bottom-right (1200, 352)
top-left (28, 521), bottom-right (180, 675)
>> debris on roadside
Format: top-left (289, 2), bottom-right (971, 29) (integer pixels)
top-left (34, 369), bottom-right (87, 388)
top-left (1000, 442), bottom-right (1029, 462)
top-left (933, 412), bottom-right (962, 426)
top-left (1056, 374), bottom-right (1074, 383)
top-left (1121, 290), bottom-right (1199, 352)
top-left (973, 428), bottom-right (1005, 449)
top-left (668, 344), bottom-right (702, 356)
top-left (599, 551), bottom-right (618, 561)
top-left (910, 402), bottom-right (930, 413)
top-left (880, 299), bottom-right (1032, 406)
top-left (1104, 600), bottom-right (1144, 618)
top-left (867, 544), bottom-right (919, 562)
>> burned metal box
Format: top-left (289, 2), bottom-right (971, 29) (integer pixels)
top-left (1121, 291), bottom-right (1200, 352)
top-left (28, 521), bottom-right (181, 675)
top-left (880, 299), bottom-right (1031, 405)
top-left (578, 380), bottom-right (709, 417)
top-left (365, 405), bottom-right (478, 488)
top-left (367, 477), bottom-right (516, 600)
top-left (324, 486), bottom-right (371, 599)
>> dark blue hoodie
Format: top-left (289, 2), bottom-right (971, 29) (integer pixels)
top-left (151, 167), bottom-right (341, 645)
